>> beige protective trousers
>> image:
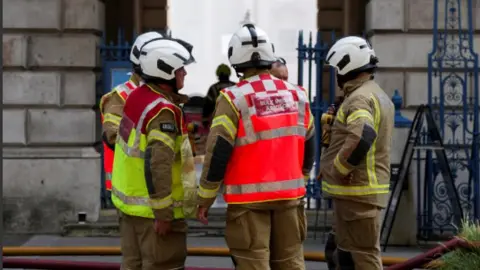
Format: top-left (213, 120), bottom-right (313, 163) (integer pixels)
top-left (120, 213), bottom-right (187, 270)
top-left (224, 203), bottom-right (307, 270)
top-left (333, 199), bottom-right (383, 270)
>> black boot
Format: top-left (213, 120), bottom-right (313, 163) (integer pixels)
top-left (325, 232), bottom-right (337, 270)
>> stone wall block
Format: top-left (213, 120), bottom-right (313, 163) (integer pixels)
top-left (3, 109), bottom-right (26, 145)
top-left (28, 35), bottom-right (100, 68)
top-left (64, 0), bottom-right (105, 31)
top-left (2, 0), bottom-right (61, 29)
top-left (3, 72), bottom-right (61, 105)
top-left (3, 35), bottom-right (28, 67)
top-left (366, 0), bottom-right (404, 31)
top-left (374, 71), bottom-right (405, 99)
top-left (371, 34), bottom-right (432, 68)
top-left (406, 72), bottom-right (476, 108)
top-left (27, 109), bottom-right (96, 144)
top-left (408, 0), bottom-right (469, 30)
top-left (3, 156), bottom-right (101, 233)
top-left (405, 72), bottom-right (440, 107)
top-left (63, 72), bottom-right (97, 106)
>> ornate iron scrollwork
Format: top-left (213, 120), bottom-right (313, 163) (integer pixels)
top-left (422, 0), bottom-right (480, 240)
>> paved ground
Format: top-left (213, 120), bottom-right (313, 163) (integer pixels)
top-left (4, 234), bottom-right (426, 270)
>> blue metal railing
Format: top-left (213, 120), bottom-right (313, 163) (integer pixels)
top-left (420, 0), bottom-right (480, 240)
top-left (297, 30), bottom-right (337, 210)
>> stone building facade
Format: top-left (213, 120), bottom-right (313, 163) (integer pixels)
top-left (2, 0), bottom-right (478, 240)
top-left (1, 0), bottom-right (168, 234)
top-left (3, 0), bottom-right (105, 233)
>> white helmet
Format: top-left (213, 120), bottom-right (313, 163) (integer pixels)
top-left (140, 36), bottom-right (194, 61)
top-left (325, 36), bottom-right (378, 76)
top-left (130, 31), bottom-right (164, 65)
top-left (139, 39), bottom-right (194, 81)
top-left (228, 24), bottom-right (276, 71)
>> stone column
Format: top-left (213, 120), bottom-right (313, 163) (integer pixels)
top-left (2, 0), bottom-right (104, 233)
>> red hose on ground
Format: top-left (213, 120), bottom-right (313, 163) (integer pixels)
top-left (386, 237), bottom-right (480, 270)
top-left (3, 258), bottom-right (120, 270)
top-left (3, 258), bottom-right (232, 270)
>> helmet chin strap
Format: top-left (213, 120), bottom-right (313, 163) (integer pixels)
top-left (142, 74), bottom-right (179, 92)
top-left (236, 72), bottom-right (243, 80)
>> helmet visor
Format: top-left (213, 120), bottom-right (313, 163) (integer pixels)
top-left (184, 54), bottom-right (196, 65)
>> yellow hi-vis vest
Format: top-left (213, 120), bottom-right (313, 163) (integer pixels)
top-left (111, 84), bottom-right (197, 219)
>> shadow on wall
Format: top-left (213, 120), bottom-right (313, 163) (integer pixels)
top-left (3, 197), bottom-right (76, 234)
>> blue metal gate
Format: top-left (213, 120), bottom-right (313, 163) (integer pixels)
top-left (419, 0), bottom-right (480, 239)
top-left (297, 31), bottom-right (337, 211)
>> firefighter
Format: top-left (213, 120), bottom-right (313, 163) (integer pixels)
top-left (99, 31), bottom-right (163, 197)
top-left (270, 57), bottom-right (289, 80)
top-left (318, 36), bottom-right (394, 270)
top-left (196, 24), bottom-right (316, 270)
top-left (111, 38), bottom-right (197, 270)
top-left (201, 63), bottom-right (236, 128)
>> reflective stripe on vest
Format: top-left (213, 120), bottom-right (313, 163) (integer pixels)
top-left (322, 182), bottom-right (390, 196)
top-left (115, 82), bottom-right (136, 101)
top-left (105, 173), bottom-right (112, 191)
top-left (221, 74), bottom-right (309, 204)
top-left (112, 186), bottom-right (183, 209)
top-left (226, 178), bottom-right (305, 195)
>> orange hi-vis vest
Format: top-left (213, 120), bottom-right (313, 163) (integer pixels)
top-left (221, 73), bottom-right (311, 204)
top-left (100, 80), bottom-right (138, 191)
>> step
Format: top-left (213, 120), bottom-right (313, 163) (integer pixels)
top-left (63, 209), bottom-right (334, 237)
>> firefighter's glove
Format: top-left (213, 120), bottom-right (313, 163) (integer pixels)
top-left (321, 113), bottom-right (335, 126)
top-left (320, 113), bottom-right (335, 147)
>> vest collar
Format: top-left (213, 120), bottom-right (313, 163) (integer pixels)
top-left (147, 84), bottom-right (189, 105)
top-left (129, 73), bottom-right (143, 87)
top-left (241, 69), bottom-right (271, 80)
